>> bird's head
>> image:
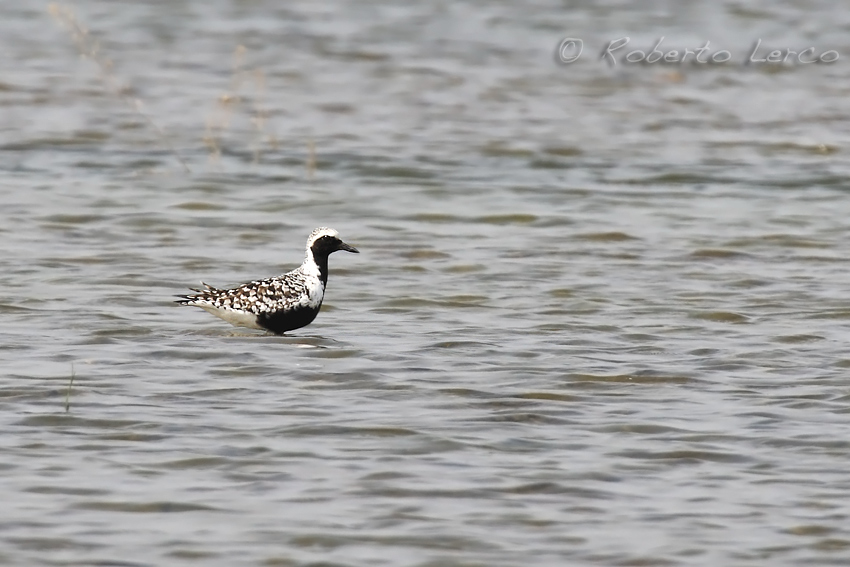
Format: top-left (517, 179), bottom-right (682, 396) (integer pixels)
top-left (306, 227), bottom-right (359, 259)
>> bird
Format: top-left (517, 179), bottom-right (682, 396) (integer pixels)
top-left (176, 227), bottom-right (359, 335)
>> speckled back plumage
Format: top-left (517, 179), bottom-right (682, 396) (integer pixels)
top-left (176, 227), bottom-right (358, 334)
top-left (189, 268), bottom-right (323, 314)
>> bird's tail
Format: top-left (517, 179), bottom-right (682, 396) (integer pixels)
top-left (175, 282), bottom-right (219, 305)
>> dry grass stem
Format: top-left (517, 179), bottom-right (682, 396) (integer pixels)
top-left (204, 45), bottom-right (278, 167)
top-left (48, 3), bottom-right (190, 172)
top-left (307, 139), bottom-right (317, 180)
top-left (65, 363), bottom-right (75, 413)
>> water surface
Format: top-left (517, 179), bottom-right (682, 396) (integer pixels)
top-left (2, 1), bottom-right (850, 566)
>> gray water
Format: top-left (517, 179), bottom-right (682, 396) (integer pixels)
top-left (3, 1), bottom-right (850, 565)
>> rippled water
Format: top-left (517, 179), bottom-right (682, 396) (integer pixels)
top-left (3, 1), bottom-right (850, 565)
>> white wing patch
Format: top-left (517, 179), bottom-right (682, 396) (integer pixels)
top-left (198, 304), bottom-right (263, 329)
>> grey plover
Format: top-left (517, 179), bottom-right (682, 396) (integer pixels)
top-left (177, 227), bottom-right (359, 334)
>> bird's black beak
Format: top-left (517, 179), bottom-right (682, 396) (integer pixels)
top-left (338, 241), bottom-right (359, 253)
